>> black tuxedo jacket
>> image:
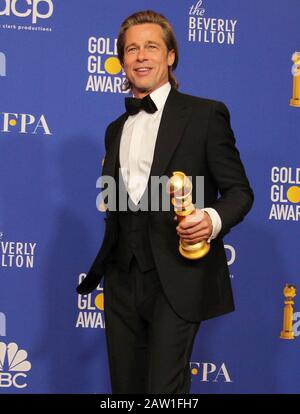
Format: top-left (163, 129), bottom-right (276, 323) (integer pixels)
top-left (77, 87), bottom-right (254, 322)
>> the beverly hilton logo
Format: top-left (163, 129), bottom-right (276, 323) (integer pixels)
top-left (86, 36), bottom-right (126, 94)
top-left (188, 1), bottom-right (238, 45)
top-left (76, 273), bottom-right (105, 329)
top-left (269, 167), bottom-right (300, 221)
top-left (0, 233), bottom-right (37, 269)
top-left (0, 342), bottom-right (32, 388)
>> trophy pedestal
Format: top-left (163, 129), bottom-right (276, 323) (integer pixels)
top-left (179, 240), bottom-right (210, 260)
top-left (280, 330), bottom-right (295, 340)
top-left (290, 98), bottom-right (300, 107)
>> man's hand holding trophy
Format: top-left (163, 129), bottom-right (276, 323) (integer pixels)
top-left (167, 171), bottom-right (213, 260)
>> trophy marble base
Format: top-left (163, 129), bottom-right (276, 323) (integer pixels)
top-left (179, 240), bottom-right (211, 260)
top-left (280, 330), bottom-right (295, 340)
top-left (290, 98), bottom-right (300, 107)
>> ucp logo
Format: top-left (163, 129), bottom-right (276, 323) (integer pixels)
top-left (0, 0), bottom-right (54, 24)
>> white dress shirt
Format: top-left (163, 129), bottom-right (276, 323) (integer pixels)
top-left (119, 81), bottom-right (222, 242)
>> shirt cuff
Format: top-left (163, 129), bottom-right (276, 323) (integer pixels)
top-left (202, 208), bottom-right (222, 243)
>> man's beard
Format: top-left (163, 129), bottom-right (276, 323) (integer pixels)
top-left (128, 80), bottom-right (152, 94)
top-left (134, 85), bottom-right (152, 93)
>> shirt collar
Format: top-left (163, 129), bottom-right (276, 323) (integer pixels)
top-left (149, 82), bottom-right (171, 112)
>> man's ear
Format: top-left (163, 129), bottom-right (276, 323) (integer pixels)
top-left (168, 49), bottom-right (176, 67)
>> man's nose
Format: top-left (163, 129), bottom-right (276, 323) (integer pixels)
top-left (136, 48), bottom-right (147, 61)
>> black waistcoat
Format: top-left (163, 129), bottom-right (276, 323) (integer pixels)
top-left (110, 149), bottom-right (156, 273)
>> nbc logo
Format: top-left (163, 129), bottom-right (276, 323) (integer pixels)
top-left (0, 52), bottom-right (6, 77)
top-left (0, 342), bottom-right (31, 388)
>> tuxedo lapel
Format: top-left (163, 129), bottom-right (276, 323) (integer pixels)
top-left (102, 113), bottom-right (128, 178)
top-left (150, 88), bottom-right (192, 178)
top-left (103, 87), bottom-right (191, 179)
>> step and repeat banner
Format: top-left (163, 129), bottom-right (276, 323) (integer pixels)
top-left (0, 0), bottom-right (299, 394)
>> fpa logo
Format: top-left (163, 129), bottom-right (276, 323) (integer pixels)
top-left (0, 112), bottom-right (52, 135)
top-left (190, 361), bottom-right (232, 383)
top-left (0, 52), bottom-right (6, 77)
top-left (0, 342), bottom-right (31, 388)
top-left (0, 0), bottom-right (54, 24)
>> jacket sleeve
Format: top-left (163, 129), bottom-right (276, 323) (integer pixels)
top-left (76, 122), bottom-right (116, 294)
top-left (205, 101), bottom-right (254, 238)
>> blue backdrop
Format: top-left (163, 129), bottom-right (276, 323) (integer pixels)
top-left (0, 0), bottom-right (299, 394)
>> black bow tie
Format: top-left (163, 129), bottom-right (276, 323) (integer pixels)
top-left (125, 94), bottom-right (158, 116)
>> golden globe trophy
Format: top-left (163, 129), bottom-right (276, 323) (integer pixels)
top-left (280, 284), bottom-right (297, 340)
top-left (290, 51), bottom-right (300, 107)
top-left (167, 171), bottom-right (210, 260)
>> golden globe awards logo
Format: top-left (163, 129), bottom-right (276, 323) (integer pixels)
top-left (86, 36), bottom-right (127, 94)
top-left (269, 167), bottom-right (300, 221)
top-left (76, 273), bottom-right (105, 329)
top-left (190, 361), bottom-right (232, 383)
top-left (188, 1), bottom-right (238, 45)
top-left (0, 0), bottom-right (53, 32)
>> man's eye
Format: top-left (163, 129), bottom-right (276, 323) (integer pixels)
top-left (128, 48), bottom-right (137, 53)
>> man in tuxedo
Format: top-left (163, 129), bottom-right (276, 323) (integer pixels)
top-left (77, 10), bottom-right (254, 394)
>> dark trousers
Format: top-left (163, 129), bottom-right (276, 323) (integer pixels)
top-left (103, 256), bottom-right (200, 394)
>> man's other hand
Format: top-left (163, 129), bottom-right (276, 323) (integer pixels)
top-left (175, 209), bottom-right (213, 244)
